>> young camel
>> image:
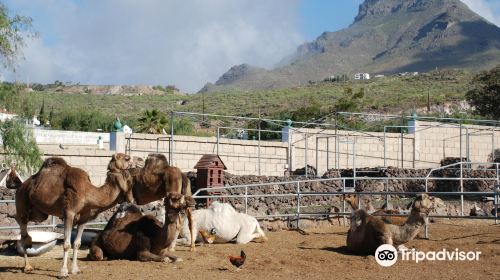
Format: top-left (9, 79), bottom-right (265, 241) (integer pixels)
top-left (88, 193), bottom-right (187, 262)
top-left (7, 153), bottom-right (133, 278)
top-left (129, 154), bottom-right (196, 252)
top-left (346, 193), bottom-right (439, 255)
top-left (343, 194), bottom-right (407, 225)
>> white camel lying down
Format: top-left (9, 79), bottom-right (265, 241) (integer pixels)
top-left (177, 202), bottom-right (267, 245)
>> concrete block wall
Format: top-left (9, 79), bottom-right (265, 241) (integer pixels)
top-left (415, 121), bottom-right (500, 168)
top-left (2, 120), bottom-right (498, 184)
top-left (124, 134), bottom-right (288, 176)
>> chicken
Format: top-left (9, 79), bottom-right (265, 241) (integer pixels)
top-left (228, 250), bottom-right (246, 271)
top-left (199, 228), bottom-right (217, 245)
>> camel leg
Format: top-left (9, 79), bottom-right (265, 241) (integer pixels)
top-left (15, 187), bottom-right (33, 272)
top-left (186, 207), bottom-right (196, 251)
top-left (254, 223), bottom-right (268, 242)
top-left (70, 224), bottom-right (85, 275)
top-left (159, 250), bottom-right (183, 262)
top-left (167, 215), bottom-right (182, 252)
top-left (18, 220), bottom-right (33, 272)
top-left (60, 212), bottom-right (75, 278)
top-left (88, 237), bottom-right (104, 261)
top-left (138, 250), bottom-right (179, 262)
top-left (135, 232), bottom-right (179, 262)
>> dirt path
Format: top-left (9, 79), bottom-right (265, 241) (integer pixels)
top-left (0, 220), bottom-right (499, 280)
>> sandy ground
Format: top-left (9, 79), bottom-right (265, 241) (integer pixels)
top-left (0, 220), bottom-right (499, 280)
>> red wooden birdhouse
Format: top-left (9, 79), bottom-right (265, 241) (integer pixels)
top-left (194, 154), bottom-right (227, 205)
top-left (194, 154), bottom-right (227, 189)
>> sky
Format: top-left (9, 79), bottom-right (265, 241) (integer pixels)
top-left (1, 0), bottom-right (499, 93)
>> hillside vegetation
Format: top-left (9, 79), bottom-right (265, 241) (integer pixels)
top-left (0, 70), bottom-right (477, 133)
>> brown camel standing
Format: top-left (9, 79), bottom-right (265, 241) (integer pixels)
top-left (88, 193), bottom-right (187, 262)
top-left (6, 153), bottom-right (133, 278)
top-left (129, 154), bottom-right (196, 252)
top-left (346, 193), bottom-right (440, 254)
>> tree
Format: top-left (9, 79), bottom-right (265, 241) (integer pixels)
top-left (39, 99), bottom-right (46, 124)
top-left (0, 120), bottom-right (42, 174)
top-left (0, 2), bottom-right (34, 68)
top-left (466, 65), bottom-right (500, 120)
top-left (334, 87), bottom-right (364, 112)
top-left (137, 109), bottom-right (169, 134)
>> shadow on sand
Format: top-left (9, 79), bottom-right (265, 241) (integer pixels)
top-left (298, 245), bottom-right (370, 256)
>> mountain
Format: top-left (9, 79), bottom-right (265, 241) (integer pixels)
top-left (200, 0), bottom-right (500, 93)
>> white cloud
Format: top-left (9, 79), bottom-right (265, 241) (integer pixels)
top-left (461, 0), bottom-right (500, 26)
top-left (4, 0), bottom-right (303, 92)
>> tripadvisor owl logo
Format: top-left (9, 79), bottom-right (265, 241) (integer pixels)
top-left (375, 244), bottom-right (398, 267)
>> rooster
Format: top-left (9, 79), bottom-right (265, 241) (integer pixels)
top-left (228, 250), bottom-right (246, 271)
top-left (199, 228), bottom-right (217, 245)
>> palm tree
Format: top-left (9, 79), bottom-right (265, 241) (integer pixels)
top-left (137, 109), bottom-right (169, 134)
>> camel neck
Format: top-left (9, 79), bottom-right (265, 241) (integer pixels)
top-left (392, 209), bottom-right (427, 245)
top-left (160, 211), bottom-right (181, 248)
top-left (87, 178), bottom-right (122, 209)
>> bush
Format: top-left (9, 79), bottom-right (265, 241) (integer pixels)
top-left (466, 65), bottom-right (500, 120)
top-left (0, 120), bottom-right (42, 174)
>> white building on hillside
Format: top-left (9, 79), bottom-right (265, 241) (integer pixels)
top-left (354, 73), bottom-right (370, 80)
top-left (0, 109), bottom-right (17, 121)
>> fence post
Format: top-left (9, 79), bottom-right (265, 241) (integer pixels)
top-left (383, 127), bottom-right (387, 167)
top-left (342, 181), bottom-right (346, 226)
top-left (305, 133), bottom-right (308, 177)
top-left (258, 119), bottom-right (261, 176)
top-left (296, 182), bottom-right (301, 229)
top-left (495, 164), bottom-right (499, 225)
top-left (459, 122), bottom-right (462, 161)
top-left (315, 137), bottom-right (319, 178)
top-left (216, 127), bottom-right (220, 156)
top-left (326, 138), bottom-right (330, 171)
top-left (400, 127), bottom-right (404, 168)
top-left (169, 111), bottom-right (174, 164)
top-left (460, 162), bottom-right (464, 216)
top-left (245, 186), bottom-right (248, 215)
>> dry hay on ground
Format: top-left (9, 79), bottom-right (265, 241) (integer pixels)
top-left (0, 220), bottom-right (498, 280)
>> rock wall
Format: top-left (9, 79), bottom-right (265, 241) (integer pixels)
top-left (1, 165), bottom-right (498, 232)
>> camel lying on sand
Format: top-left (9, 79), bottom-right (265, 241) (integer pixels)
top-left (177, 201), bottom-right (267, 245)
top-left (7, 153), bottom-right (133, 278)
top-left (346, 193), bottom-right (441, 254)
top-left (88, 193), bottom-right (187, 262)
top-left (129, 154), bottom-right (196, 252)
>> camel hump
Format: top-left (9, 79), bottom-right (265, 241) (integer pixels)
top-left (42, 157), bottom-right (68, 168)
top-left (144, 154), bottom-right (169, 175)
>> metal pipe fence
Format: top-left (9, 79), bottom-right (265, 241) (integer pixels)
top-left (1, 168), bottom-right (499, 232)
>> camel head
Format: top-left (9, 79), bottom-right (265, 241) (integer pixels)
top-left (131, 156), bottom-right (145, 169)
top-left (343, 194), bottom-right (358, 210)
top-left (164, 192), bottom-right (187, 222)
top-left (144, 154), bottom-right (169, 175)
top-left (165, 192), bottom-right (186, 209)
top-left (108, 153), bottom-right (133, 172)
top-left (6, 166), bottom-right (23, 189)
top-left (115, 202), bottom-right (142, 219)
top-left (411, 193), bottom-right (442, 215)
